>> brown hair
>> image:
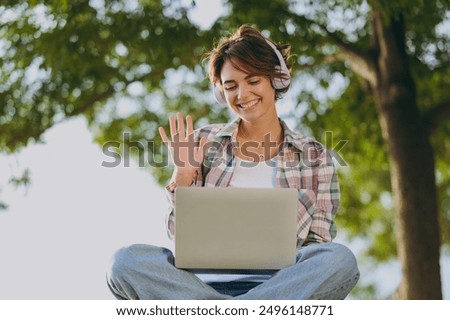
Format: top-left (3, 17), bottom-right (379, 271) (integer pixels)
top-left (204, 25), bottom-right (292, 100)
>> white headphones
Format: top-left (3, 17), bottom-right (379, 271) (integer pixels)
top-left (213, 39), bottom-right (291, 104)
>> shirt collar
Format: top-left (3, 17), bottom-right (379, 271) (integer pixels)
top-left (216, 118), bottom-right (240, 140)
top-left (216, 117), bottom-right (310, 152)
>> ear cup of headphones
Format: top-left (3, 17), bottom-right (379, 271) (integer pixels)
top-left (213, 84), bottom-right (227, 104)
top-left (271, 66), bottom-right (290, 90)
top-left (265, 40), bottom-right (291, 90)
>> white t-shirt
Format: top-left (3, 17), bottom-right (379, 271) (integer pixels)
top-left (228, 157), bottom-right (277, 188)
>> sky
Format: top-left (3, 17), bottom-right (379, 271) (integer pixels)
top-left (0, 117), bottom-right (172, 299)
top-left (1, 0), bottom-right (449, 300)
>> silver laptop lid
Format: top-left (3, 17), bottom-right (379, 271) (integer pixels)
top-left (174, 187), bottom-right (297, 272)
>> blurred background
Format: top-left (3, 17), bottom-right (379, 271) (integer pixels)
top-left (0, 0), bottom-right (449, 299)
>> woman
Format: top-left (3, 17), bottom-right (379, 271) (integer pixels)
top-left (107, 25), bottom-right (359, 300)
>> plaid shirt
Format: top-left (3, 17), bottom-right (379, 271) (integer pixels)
top-left (165, 118), bottom-right (339, 247)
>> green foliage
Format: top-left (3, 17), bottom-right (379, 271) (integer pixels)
top-left (348, 281), bottom-right (378, 300)
top-left (8, 168), bottom-right (31, 189)
top-left (0, 191), bottom-right (8, 210)
top-left (0, 0), bottom-right (206, 152)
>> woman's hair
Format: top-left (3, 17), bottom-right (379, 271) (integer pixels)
top-left (204, 25), bottom-right (292, 100)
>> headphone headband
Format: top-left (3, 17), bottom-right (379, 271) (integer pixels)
top-left (213, 39), bottom-right (291, 104)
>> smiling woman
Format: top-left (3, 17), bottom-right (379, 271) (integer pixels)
top-left (106, 24), bottom-right (360, 300)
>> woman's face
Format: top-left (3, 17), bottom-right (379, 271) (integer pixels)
top-left (220, 59), bottom-right (277, 123)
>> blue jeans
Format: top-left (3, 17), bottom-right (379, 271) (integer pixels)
top-left (106, 242), bottom-right (359, 300)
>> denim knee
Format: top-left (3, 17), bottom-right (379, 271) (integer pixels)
top-left (107, 244), bottom-right (173, 281)
top-left (108, 245), bottom-right (146, 278)
top-left (327, 243), bottom-right (359, 278)
top-left (298, 242), bottom-right (360, 299)
top-left (107, 245), bottom-right (134, 283)
top-left (299, 242), bottom-right (359, 280)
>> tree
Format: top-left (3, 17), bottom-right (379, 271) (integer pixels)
top-left (1, 0), bottom-right (449, 298)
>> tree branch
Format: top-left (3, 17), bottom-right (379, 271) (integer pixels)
top-left (71, 85), bottom-right (116, 117)
top-left (334, 40), bottom-right (377, 88)
top-left (424, 100), bottom-right (450, 134)
top-left (67, 73), bottom-right (151, 117)
top-left (293, 15), bottom-right (377, 86)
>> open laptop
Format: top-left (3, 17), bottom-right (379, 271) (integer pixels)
top-left (174, 187), bottom-right (297, 273)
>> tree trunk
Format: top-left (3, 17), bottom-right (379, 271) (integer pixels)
top-left (372, 13), bottom-right (442, 299)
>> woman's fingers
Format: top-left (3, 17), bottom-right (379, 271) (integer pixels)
top-left (158, 126), bottom-right (169, 143)
top-left (186, 114), bottom-right (194, 135)
top-left (160, 113), bottom-right (206, 168)
top-left (161, 113), bottom-right (199, 146)
top-left (169, 114), bottom-right (177, 139)
top-left (168, 112), bottom-right (191, 140)
top-left (177, 112), bottom-right (186, 139)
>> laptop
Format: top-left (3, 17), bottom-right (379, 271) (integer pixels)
top-left (174, 187), bottom-right (297, 273)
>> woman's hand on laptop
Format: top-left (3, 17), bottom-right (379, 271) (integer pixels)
top-left (159, 112), bottom-right (207, 187)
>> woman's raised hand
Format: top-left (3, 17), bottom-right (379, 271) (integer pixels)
top-left (158, 112), bottom-right (207, 187)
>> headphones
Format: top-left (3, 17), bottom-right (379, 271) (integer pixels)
top-left (213, 39), bottom-right (291, 104)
